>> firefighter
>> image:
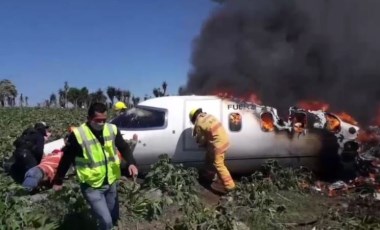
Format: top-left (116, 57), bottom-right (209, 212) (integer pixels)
top-left (189, 108), bottom-right (236, 194)
top-left (113, 101), bottom-right (127, 116)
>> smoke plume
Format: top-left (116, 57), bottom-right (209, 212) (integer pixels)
top-left (181, 0), bottom-right (380, 125)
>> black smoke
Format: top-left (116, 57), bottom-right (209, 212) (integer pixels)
top-left (180, 0), bottom-right (380, 125)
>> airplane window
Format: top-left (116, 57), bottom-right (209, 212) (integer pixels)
top-left (229, 113), bottom-right (242, 132)
top-left (290, 112), bottom-right (307, 133)
top-left (111, 106), bottom-right (166, 129)
top-left (325, 113), bottom-right (341, 133)
top-left (260, 112), bottom-right (275, 132)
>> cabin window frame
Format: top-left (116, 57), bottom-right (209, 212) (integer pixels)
top-left (228, 112), bottom-right (242, 132)
top-left (111, 105), bottom-right (168, 131)
top-left (325, 112), bottom-right (342, 133)
top-left (259, 111), bottom-right (277, 132)
top-left (290, 111), bottom-right (307, 128)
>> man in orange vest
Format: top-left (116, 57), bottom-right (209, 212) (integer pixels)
top-left (189, 108), bottom-right (236, 194)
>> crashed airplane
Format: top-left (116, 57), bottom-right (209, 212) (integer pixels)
top-left (43, 95), bottom-right (360, 175)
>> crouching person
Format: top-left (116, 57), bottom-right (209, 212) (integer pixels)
top-left (22, 149), bottom-right (63, 193)
top-left (6, 122), bottom-right (52, 183)
top-left (189, 108), bottom-right (236, 194)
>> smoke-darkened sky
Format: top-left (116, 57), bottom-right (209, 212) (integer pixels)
top-left (181, 0), bottom-right (380, 125)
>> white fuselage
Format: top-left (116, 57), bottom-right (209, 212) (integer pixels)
top-left (44, 95), bottom-right (359, 175)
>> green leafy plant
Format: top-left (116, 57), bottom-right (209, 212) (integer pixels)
top-left (0, 107), bottom-right (379, 229)
top-left (142, 154), bottom-right (199, 203)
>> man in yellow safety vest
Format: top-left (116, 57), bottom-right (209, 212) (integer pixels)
top-left (52, 102), bottom-right (138, 230)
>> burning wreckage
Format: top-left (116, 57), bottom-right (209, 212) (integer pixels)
top-left (225, 94), bottom-right (380, 197)
top-left (227, 97), bottom-right (359, 165)
top-left (43, 94), bottom-right (380, 197)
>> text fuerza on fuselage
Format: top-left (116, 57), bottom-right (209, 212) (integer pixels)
top-left (227, 104), bottom-right (256, 110)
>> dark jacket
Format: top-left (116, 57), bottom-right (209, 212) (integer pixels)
top-left (13, 127), bottom-right (45, 163)
top-left (52, 122), bottom-right (137, 186)
top-left (9, 127), bottom-right (45, 183)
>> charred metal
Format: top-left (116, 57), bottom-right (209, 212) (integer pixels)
top-left (225, 97), bottom-right (361, 179)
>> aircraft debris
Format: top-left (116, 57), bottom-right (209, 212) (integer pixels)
top-left (305, 125), bottom-right (380, 198)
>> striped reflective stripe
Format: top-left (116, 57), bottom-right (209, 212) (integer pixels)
top-left (105, 124), bottom-right (119, 162)
top-left (75, 156), bottom-right (118, 168)
top-left (221, 176), bottom-right (234, 183)
top-left (75, 124), bottom-right (118, 168)
top-left (77, 126), bottom-right (96, 166)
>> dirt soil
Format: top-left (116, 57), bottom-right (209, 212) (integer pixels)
top-left (118, 184), bottom-right (362, 230)
top-left (118, 183), bottom-right (222, 230)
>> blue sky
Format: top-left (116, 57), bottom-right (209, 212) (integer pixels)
top-left (0, 0), bottom-right (218, 105)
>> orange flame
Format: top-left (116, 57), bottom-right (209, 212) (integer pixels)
top-left (325, 114), bottom-right (341, 133)
top-left (357, 130), bottom-right (379, 144)
top-left (212, 90), bottom-right (262, 104)
top-left (260, 112), bottom-right (275, 132)
top-left (335, 112), bottom-right (358, 126)
top-left (229, 113), bottom-right (241, 125)
top-left (247, 93), bottom-right (262, 104)
top-left (297, 100), bottom-right (330, 111)
top-left (211, 89), bottom-right (235, 99)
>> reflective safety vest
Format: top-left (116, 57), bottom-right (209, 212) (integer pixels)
top-left (72, 123), bottom-right (121, 188)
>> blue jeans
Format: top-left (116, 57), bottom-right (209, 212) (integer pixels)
top-left (22, 166), bottom-right (44, 192)
top-left (80, 182), bottom-right (119, 230)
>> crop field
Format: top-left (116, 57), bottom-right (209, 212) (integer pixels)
top-left (0, 108), bottom-right (379, 230)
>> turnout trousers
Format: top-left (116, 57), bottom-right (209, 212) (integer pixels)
top-left (201, 151), bottom-right (236, 191)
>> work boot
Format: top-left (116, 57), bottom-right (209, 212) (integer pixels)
top-left (210, 181), bottom-right (229, 195)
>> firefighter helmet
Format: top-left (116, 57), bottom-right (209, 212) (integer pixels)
top-left (189, 108), bottom-right (202, 124)
top-left (114, 101), bottom-right (127, 111)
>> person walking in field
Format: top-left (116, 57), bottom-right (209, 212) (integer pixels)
top-left (52, 102), bottom-right (138, 230)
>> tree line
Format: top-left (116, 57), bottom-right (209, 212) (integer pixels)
top-left (0, 79), bottom-right (169, 108)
